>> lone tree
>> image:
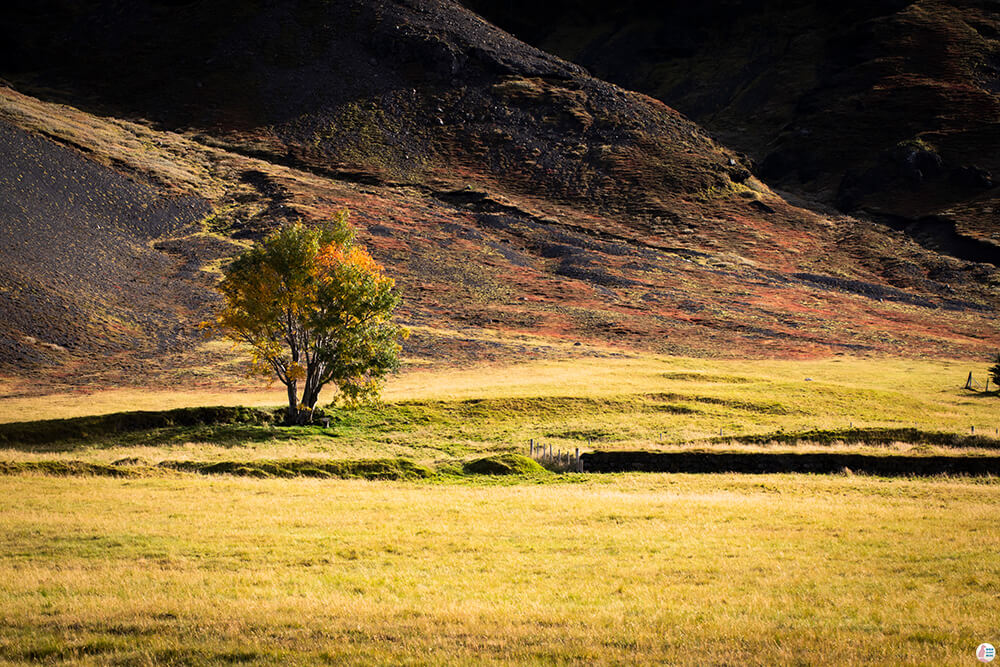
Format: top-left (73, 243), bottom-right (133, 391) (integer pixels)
top-left (205, 211), bottom-right (406, 423)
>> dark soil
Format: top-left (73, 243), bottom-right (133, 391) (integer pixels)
top-left (0, 121), bottom-right (217, 371)
top-left (582, 450), bottom-right (1000, 477)
top-left (465, 0), bottom-right (1000, 256)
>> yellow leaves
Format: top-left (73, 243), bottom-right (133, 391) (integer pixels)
top-left (288, 362), bottom-right (307, 382)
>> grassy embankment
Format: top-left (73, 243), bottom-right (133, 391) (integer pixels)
top-left (0, 474), bottom-right (998, 665)
top-left (0, 355), bottom-right (997, 466)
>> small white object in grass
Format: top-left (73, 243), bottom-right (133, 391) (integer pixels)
top-left (805, 378), bottom-right (813, 381)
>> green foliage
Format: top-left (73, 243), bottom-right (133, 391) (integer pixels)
top-left (988, 353), bottom-right (1000, 390)
top-left (206, 210), bottom-right (407, 422)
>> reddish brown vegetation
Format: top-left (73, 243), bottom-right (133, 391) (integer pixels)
top-left (0, 0), bottom-right (997, 389)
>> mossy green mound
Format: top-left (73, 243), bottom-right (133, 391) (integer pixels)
top-left (160, 458), bottom-right (432, 480)
top-left (0, 458), bottom-right (433, 480)
top-left (462, 453), bottom-right (548, 475)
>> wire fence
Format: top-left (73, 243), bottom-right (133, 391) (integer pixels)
top-left (529, 439), bottom-right (583, 472)
top-left (965, 372), bottom-right (993, 392)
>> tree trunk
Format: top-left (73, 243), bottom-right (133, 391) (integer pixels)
top-left (286, 380), bottom-right (299, 424)
top-left (302, 383), bottom-right (323, 417)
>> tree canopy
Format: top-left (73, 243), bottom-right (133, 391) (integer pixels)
top-left (205, 211), bottom-right (406, 423)
top-left (988, 353), bottom-right (1000, 392)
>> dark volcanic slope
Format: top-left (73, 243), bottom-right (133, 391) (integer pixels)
top-left (0, 120), bottom-right (222, 373)
top-left (0, 0), bottom-right (756, 216)
top-left (463, 0), bottom-right (1000, 251)
top-left (0, 0), bottom-right (998, 385)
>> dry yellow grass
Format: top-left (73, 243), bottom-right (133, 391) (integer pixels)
top-left (0, 474), bottom-right (997, 665)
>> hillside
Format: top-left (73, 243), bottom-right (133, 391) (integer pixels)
top-left (463, 0), bottom-right (1000, 257)
top-left (0, 0), bottom-right (998, 388)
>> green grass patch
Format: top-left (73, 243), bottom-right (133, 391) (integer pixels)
top-left (0, 458), bottom-right (432, 481)
top-left (660, 371), bottom-right (753, 383)
top-left (462, 453), bottom-right (548, 475)
top-left (161, 458), bottom-right (432, 480)
top-left (3, 356), bottom-right (999, 464)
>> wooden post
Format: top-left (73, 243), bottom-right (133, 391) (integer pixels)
top-left (966, 371), bottom-right (974, 390)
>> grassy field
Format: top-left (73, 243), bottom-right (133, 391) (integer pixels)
top-left (0, 473), bottom-right (997, 665)
top-left (1, 354), bottom-right (998, 664)
top-left (1, 355), bottom-right (997, 465)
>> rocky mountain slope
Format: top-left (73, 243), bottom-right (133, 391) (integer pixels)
top-left (464, 0), bottom-right (1000, 258)
top-left (0, 0), bottom-right (997, 387)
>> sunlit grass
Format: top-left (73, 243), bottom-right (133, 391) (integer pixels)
top-left (0, 474), bottom-right (997, 665)
top-left (1, 355), bottom-right (997, 465)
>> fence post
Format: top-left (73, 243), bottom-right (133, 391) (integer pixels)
top-left (529, 439), bottom-right (534, 457)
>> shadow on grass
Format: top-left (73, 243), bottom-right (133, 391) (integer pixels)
top-left (0, 401), bottom-right (475, 453)
top-left (0, 407), bottom-right (284, 452)
top-left (0, 395), bottom-right (696, 453)
top-left (0, 457), bottom-right (433, 480)
top-left (581, 450), bottom-right (1000, 476)
top-left (715, 427), bottom-right (1000, 450)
